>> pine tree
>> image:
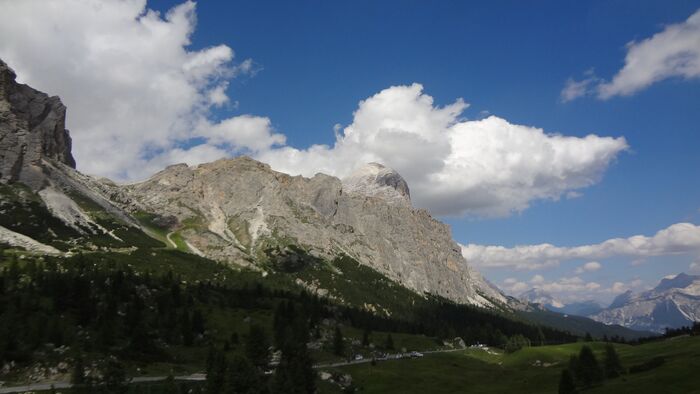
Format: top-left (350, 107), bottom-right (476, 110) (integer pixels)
top-left (333, 326), bottom-right (345, 356)
top-left (224, 354), bottom-right (263, 394)
top-left (385, 334), bottom-right (394, 351)
top-left (536, 327), bottom-right (546, 346)
top-left (362, 328), bottom-right (371, 347)
top-left (205, 349), bottom-right (227, 394)
top-left (100, 358), bottom-right (128, 394)
top-left (71, 356), bottom-right (86, 389)
top-left (558, 369), bottom-right (577, 394)
top-left (191, 309), bottom-right (206, 335)
top-left (245, 324), bottom-right (270, 369)
top-left (272, 313), bottom-right (315, 394)
top-left (603, 343), bottom-right (623, 378)
top-left (577, 345), bottom-right (603, 388)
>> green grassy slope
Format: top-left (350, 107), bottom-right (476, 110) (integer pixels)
top-left (321, 336), bottom-right (700, 393)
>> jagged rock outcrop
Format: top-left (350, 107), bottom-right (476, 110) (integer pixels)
top-left (590, 273), bottom-right (700, 333)
top-left (0, 58), bottom-right (137, 239)
top-left (122, 157), bottom-right (505, 306)
top-left (0, 59), bottom-right (75, 188)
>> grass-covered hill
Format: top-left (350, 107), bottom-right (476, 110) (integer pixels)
top-left (319, 334), bottom-right (700, 393)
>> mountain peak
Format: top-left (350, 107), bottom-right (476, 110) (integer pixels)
top-left (655, 272), bottom-right (699, 292)
top-left (342, 162), bottom-right (411, 205)
top-left (519, 288), bottom-right (564, 308)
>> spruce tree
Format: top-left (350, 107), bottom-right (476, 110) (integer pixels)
top-left (272, 313), bottom-right (315, 394)
top-left (362, 328), bottom-right (371, 347)
top-left (225, 354), bottom-right (263, 394)
top-left (71, 356), bottom-right (86, 386)
top-left (205, 349), bottom-right (227, 394)
top-left (245, 324), bottom-right (271, 369)
top-left (577, 345), bottom-right (603, 388)
top-left (385, 334), bottom-right (394, 351)
top-left (333, 326), bottom-right (345, 356)
top-left (100, 358), bottom-right (128, 394)
top-left (603, 343), bottom-right (623, 378)
top-left (558, 369), bottom-right (577, 394)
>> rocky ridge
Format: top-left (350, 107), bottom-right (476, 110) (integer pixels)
top-left (121, 158), bottom-right (506, 306)
top-left (590, 273), bottom-right (700, 333)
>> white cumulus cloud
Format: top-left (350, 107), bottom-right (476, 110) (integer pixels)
top-left (564, 8), bottom-right (700, 100)
top-left (575, 261), bottom-right (602, 274)
top-left (462, 222), bottom-right (700, 270)
top-left (258, 83), bottom-right (628, 216)
top-left (0, 0), bottom-right (283, 180)
top-left (0, 1), bottom-right (628, 217)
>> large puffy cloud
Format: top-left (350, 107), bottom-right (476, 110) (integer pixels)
top-left (0, 1), bottom-right (627, 217)
top-left (259, 83), bottom-right (628, 216)
top-left (0, 0), bottom-right (283, 180)
top-left (564, 8), bottom-right (700, 100)
top-left (462, 222), bottom-right (700, 270)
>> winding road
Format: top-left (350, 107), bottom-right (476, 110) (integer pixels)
top-left (0, 348), bottom-right (470, 393)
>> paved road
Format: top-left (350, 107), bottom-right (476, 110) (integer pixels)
top-left (0, 348), bottom-right (468, 393)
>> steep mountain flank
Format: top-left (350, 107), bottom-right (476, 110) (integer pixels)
top-left (121, 158), bottom-right (506, 306)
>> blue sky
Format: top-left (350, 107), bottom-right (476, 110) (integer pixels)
top-left (1, 0), bottom-right (699, 304)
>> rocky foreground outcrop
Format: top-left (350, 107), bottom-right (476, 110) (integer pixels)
top-left (0, 59), bottom-right (75, 189)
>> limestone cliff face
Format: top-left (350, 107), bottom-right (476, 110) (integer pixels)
top-left (123, 157), bottom-right (506, 306)
top-left (0, 59), bottom-right (75, 188)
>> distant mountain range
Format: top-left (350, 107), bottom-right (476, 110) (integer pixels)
top-left (590, 273), bottom-right (700, 333)
top-left (519, 273), bottom-right (700, 333)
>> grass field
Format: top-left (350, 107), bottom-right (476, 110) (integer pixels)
top-left (319, 335), bottom-right (700, 393)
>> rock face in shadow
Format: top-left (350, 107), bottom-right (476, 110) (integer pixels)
top-left (0, 59), bottom-right (75, 189)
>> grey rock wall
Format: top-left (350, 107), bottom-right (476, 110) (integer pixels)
top-left (0, 59), bottom-right (75, 189)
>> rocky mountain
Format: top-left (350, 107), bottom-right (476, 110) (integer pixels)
top-left (519, 288), bottom-right (564, 309)
top-left (555, 301), bottom-right (604, 317)
top-left (0, 58), bottom-right (504, 309)
top-left (519, 288), bottom-right (603, 317)
top-left (117, 158), bottom-right (504, 306)
top-left (590, 273), bottom-right (700, 333)
top-left (0, 59), bottom-right (75, 188)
